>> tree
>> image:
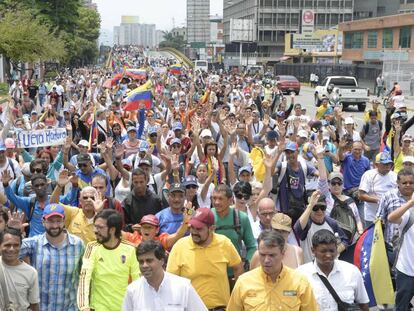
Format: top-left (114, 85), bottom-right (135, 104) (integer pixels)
top-left (0, 10), bottom-right (66, 64)
top-left (159, 31), bottom-right (187, 51)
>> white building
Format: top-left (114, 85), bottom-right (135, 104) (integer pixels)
top-left (113, 16), bottom-right (158, 47)
top-left (187, 0), bottom-right (210, 44)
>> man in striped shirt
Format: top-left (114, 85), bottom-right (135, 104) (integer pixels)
top-left (77, 209), bottom-right (140, 311)
top-left (18, 203), bottom-right (85, 311)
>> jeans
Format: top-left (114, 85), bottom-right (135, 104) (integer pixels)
top-left (395, 270), bottom-right (414, 311)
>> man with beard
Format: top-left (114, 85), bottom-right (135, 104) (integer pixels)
top-left (78, 209), bottom-right (140, 311)
top-left (16, 204), bottom-right (85, 311)
top-left (122, 240), bottom-right (207, 311)
top-left (167, 208), bottom-right (244, 310)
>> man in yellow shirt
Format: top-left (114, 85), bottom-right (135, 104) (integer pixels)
top-left (315, 98), bottom-right (332, 120)
top-left (167, 208), bottom-right (244, 310)
top-left (227, 230), bottom-right (318, 311)
top-left (77, 209), bottom-right (140, 311)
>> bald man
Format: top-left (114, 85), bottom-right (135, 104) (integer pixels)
top-left (257, 198), bottom-right (276, 231)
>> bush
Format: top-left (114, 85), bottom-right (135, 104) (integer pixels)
top-left (0, 82), bottom-right (8, 95)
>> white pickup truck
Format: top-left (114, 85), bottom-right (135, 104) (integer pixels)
top-left (314, 76), bottom-right (369, 112)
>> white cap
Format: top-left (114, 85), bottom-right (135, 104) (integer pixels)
top-left (200, 129), bottom-right (212, 138)
top-left (78, 140), bottom-right (89, 147)
top-left (403, 156), bottom-right (414, 164)
top-left (298, 130), bottom-right (308, 138)
top-left (344, 117), bottom-right (354, 125)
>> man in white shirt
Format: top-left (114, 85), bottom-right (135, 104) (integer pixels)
top-left (122, 240), bottom-right (207, 311)
top-left (359, 152), bottom-right (397, 227)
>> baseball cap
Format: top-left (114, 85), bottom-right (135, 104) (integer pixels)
top-left (139, 214), bottom-right (160, 227)
top-left (266, 130), bottom-right (278, 140)
top-left (138, 156), bottom-right (153, 167)
top-left (302, 142), bottom-right (313, 159)
top-left (284, 141), bottom-right (298, 152)
top-left (21, 162), bottom-right (31, 177)
top-left (4, 138), bottom-right (15, 149)
top-left (375, 152), bottom-right (393, 164)
top-left (139, 141), bottom-right (149, 152)
top-left (169, 183), bottom-right (185, 193)
top-left (127, 126), bottom-right (136, 133)
top-left (322, 134), bottom-right (330, 141)
top-left (298, 130), bottom-right (308, 139)
top-left (172, 122), bottom-right (183, 131)
top-left (122, 158), bottom-right (132, 169)
top-left (43, 203), bottom-right (65, 219)
top-left (402, 134), bottom-right (413, 142)
top-left (344, 117), bottom-right (354, 125)
top-left (200, 129), bottom-right (212, 138)
top-left (276, 111), bottom-right (285, 118)
top-left (31, 110), bottom-right (38, 115)
top-left (238, 165), bottom-right (252, 176)
top-left (78, 140), bottom-right (89, 147)
top-left (391, 112), bottom-right (402, 120)
top-left (183, 175), bottom-right (198, 187)
top-left (171, 138), bottom-right (181, 145)
top-left (329, 172), bottom-right (344, 182)
top-left (77, 153), bottom-right (91, 163)
top-left (271, 213), bottom-right (292, 232)
top-left (148, 126), bottom-right (158, 135)
top-left (403, 156), bottom-right (414, 164)
top-left (0, 143), bottom-right (6, 152)
top-left (189, 207), bottom-right (215, 229)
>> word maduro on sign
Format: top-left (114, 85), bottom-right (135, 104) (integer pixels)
top-left (16, 128), bottom-right (67, 148)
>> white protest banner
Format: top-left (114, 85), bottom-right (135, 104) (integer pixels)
top-left (16, 128), bottom-right (67, 148)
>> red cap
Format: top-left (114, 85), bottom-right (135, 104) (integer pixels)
top-left (139, 214), bottom-right (159, 227)
top-left (189, 208), bottom-right (215, 229)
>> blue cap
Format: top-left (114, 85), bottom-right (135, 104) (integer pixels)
top-left (266, 130), bottom-right (278, 140)
top-left (43, 203), bottom-right (65, 219)
top-left (172, 122), bottom-right (183, 131)
top-left (276, 111), bottom-right (285, 118)
top-left (183, 175), bottom-right (198, 187)
top-left (238, 165), bottom-right (252, 175)
top-left (148, 126), bottom-right (158, 135)
top-left (284, 141), bottom-right (298, 152)
top-left (0, 143), bottom-right (6, 152)
top-left (139, 141), bottom-right (149, 152)
top-left (376, 152), bottom-right (393, 164)
top-left (171, 138), bottom-right (181, 145)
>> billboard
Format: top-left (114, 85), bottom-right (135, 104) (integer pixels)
top-left (288, 29), bottom-right (342, 55)
top-left (229, 19), bottom-right (254, 42)
top-left (121, 16), bottom-right (140, 24)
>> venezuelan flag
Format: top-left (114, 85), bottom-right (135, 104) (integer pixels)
top-left (200, 89), bottom-right (210, 105)
top-left (124, 80), bottom-right (154, 111)
top-left (170, 63), bottom-right (182, 75)
top-left (353, 219), bottom-right (394, 307)
top-left (126, 68), bottom-right (147, 80)
top-left (88, 107), bottom-right (98, 151)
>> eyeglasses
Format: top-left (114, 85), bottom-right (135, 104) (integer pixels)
top-left (312, 205), bottom-right (327, 212)
top-left (33, 168), bottom-right (43, 174)
top-left (82, 196), bottom-right (95, 200)
top-left (330, 181), bottom-right (343, 186)
top-left (235, 193), bottom-right (251, 200)
top-left (259, 211), bottom-right (276, 218)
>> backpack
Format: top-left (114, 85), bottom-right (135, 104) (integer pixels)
top-left (8, 158), bottom-right (16, 178)
top-left (330, 195), bottom-right (357, 242)
top-left (363, 120), bottom-right (382, 136)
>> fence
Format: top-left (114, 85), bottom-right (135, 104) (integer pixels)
top-left (274, 63), bottom-right (382, 90)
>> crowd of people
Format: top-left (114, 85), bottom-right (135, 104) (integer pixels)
top-left (0, 45), bottom-right (413, 311)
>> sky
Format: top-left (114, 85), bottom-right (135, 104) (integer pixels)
top-left (93, 0), bottom-right (223, 31)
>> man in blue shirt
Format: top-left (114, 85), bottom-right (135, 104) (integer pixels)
top-left (156, 184), bottom-right (186, 234)
top-left (74, 154), bottom-right (110, 196)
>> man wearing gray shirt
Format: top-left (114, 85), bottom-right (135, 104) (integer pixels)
top-left (360, 111), bottom-right (382, 162)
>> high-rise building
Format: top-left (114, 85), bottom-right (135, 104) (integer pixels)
top-left (400, 0), bottom-right (414, 13)
top-left (113, 16), bottom-right (157, 47)
top-left (223, 0), bottom-right (354, 63)
top-left (353, 0), bottom-right (399, 19)
top-left (187, 0), bottom-right (210, 44)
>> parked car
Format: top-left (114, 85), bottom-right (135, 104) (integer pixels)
top-left (275, 75), bottom-right (301, 95)
top-left (314, 76), bottom-right (369, 112)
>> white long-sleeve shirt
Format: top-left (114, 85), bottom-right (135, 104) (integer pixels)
top-left (122, 272), bottom-right (207, 311)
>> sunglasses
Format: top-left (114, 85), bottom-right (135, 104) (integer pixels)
top-left (330, 181), bottom-right (343, 186)
top-left (33, 168), bottom-right (43, 174)
top-left (235, 193), bottom-right (251, 200)
top-left (78, 163), bottom-right (89, 168)
top-left (312, 205), bottom-right (327, 212)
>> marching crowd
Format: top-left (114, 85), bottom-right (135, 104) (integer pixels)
top-left (0, 45), bottom-right (413, 311)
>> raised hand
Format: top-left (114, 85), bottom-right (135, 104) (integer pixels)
top-left (263, 153), bottom-right (274, 169)
top-left (7, 211), bottom-right (28, 231)
top-left (114, 143), bottom-right (124, 159)
top-left (1, 170), bottom-right (12, 186)
top-left (229, 141), bottom-right (238, 157)
top-left (308, 190), bottom-right (321, 208)
top-left (57, 169), bottom-right (70, 187)
top-left (93, 192), bottom-right (105, 213)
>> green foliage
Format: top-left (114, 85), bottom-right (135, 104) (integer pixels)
top-left (0, 83), bottom-right (8, 96)
top-left (159, 31), bottom-right (186, 51)
top-left (0, 10), bottom-right (66, 63)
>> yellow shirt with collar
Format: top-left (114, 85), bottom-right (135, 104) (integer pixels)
top-left (63, 205), bottom-right (96, 243)
top-left (166, 232), bottom-right (241, 309)
top-left (227, 265), bottom-right (319, 311)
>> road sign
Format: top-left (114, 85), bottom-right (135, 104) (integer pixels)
top-left (191, 42), bottom-right (206, 49)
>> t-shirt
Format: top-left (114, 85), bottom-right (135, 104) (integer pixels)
top-left (396, 210), bottom-right (414, 276)
top-left (0, 260), bottom-right (39, 311)
top-left (359, 169), bottom-right (397, 222)
top-left (156, 208), bottom-right (184, 234)
top-left (341, 153), bottom-right (370, 190)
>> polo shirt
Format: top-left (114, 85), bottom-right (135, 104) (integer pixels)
top-left (76, 167), bottom-right (111, 196)
top-left (227, 266), bottom-right (318, 311)
top-left (63, 205), bottom-right (95, 243)
top-left (341, 153), bottom-right (370, 190)
top-left (297, 260), bottom-right (369, 309)
top-left (166, 233), bottom-right (241, 309)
